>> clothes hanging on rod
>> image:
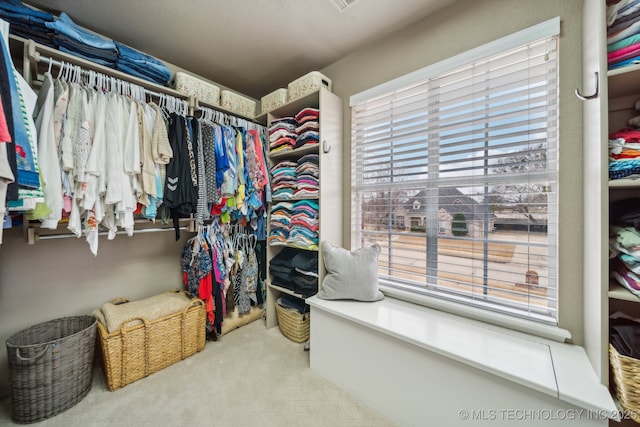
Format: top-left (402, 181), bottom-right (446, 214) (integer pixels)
top-left (181, 220), bottom-right (265, 341)
top-left (3, 36), bottom-right (272, 253)
top-left (18, 56), bottom-right (189, 254)
top-left (195, 105), bottom-right (270, 232)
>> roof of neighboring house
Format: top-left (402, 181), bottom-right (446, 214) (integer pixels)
top-left (404, 188), bottom-right (496, 221)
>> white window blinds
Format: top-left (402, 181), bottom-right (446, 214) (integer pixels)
top-left (350, 18), bottom-right (559, 324)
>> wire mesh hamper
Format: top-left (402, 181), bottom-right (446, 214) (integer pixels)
top-left (96, 294), bottom-right (206, 391)
top-left (5, 315), bottom-right (97, 424)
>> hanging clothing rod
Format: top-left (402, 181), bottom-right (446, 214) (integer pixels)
top-left (34, 53), bottom-right (187, 105)
top-left (197, 104), bottom-right (264, 131)
top-left (195, 100), bottom-right (265, 131)
top-left (28, 226), bottom-right (188, 244)
top-left (24, 39), bottom-right (190, 103)
top-left (25, 39), bottom-right (263, 126)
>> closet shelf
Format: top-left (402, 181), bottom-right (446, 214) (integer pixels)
top-left (272, 196), bottom-right (319, 202)
top-left (268, 144), bottom-right (319, 161)
top-left (609, 281), bottom-right (640, 303)
top-left (609, 178), bottom-right (640, 189)
top-left (17, 36), bottom-right (190, 102)
top-left (268, 242), bottom-right (319, 251)
top-left (17, 36), bottom-right (262, 126)
top-left (268, 283), bottom-right (313, 299)
top-left (608, 63), bottom-right (640, 99)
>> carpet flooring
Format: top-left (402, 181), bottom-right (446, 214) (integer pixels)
top-left (0, 319), bottom-right (397, 426)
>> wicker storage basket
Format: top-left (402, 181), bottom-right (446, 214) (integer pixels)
top-left (6, 315), bottom-right (97, 424)
top-left (261, 88), bottom-right (288, 114)
top-left (220, 89), bottom-right (256, 118)
top-left (97, 295), bottom-right (206, 391)
top-left (609, 343), bottom-right (640, 422)
top-left (172, 71), bottom-right (221, 106)
top-left (275, 303), bottom-right (310, 343)
top-left (287, 71), bottom-right (332, 102)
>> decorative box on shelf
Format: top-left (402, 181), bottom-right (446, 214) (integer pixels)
top-left (171, 71), bottom-right (220, 106)
top-left (288, 71), bottom-right (332, 101)
top-left (221, 89), bottom-right (257, 118)
top-left (261, 88), bottom-right (288, 114)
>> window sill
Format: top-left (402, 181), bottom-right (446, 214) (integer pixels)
top-left (305, 295), bottom-right (619, 420)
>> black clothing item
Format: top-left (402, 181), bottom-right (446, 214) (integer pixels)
top-left (164, 113), bottom-right (197, 240)
top-left (269, 247), bottom-right (318, 295)
top-left (610, 317), bottom-right (640, 359)
top-left (610, 198), bottom-right (640, 228)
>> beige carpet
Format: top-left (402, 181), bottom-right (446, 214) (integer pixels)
top-left (0, 319), bottom-right (396, 427)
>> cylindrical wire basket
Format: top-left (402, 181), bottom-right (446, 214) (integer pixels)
top-left (6, 315), bottom-right (97, 424)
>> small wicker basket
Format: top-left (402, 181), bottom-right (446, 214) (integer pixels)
top-left (6, 315), bottom-right (97, 424)
top-left (275, 303), bottom-right (310, 343)
top-left (609, 343), bottom-right (640, 422)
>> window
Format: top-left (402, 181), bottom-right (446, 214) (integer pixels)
top-left (350, 18), bottom-right (559, 325)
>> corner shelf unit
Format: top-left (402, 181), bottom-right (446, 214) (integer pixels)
top-left (607, 64), bottom-right (640, 308)
top-left (264, 88), bottom-right (343, 329)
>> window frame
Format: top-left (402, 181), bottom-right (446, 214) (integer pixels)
top-left (349, 17), bottom-right (563, 332)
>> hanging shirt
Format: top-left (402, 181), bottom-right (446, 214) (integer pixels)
top-left (32, 72), bottom-right (61, 228)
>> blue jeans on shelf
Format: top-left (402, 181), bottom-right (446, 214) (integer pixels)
top-left (45, 12), bottom-right (116, 52)
top-left (115, 41), bottom-right (163, 65)
top-left (0, 0), bottom-right (53, 22)
top-left (116, 61), bottom-right (172, 86)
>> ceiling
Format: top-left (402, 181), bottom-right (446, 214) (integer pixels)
top-left (22, 0), bottom-right (458, 100)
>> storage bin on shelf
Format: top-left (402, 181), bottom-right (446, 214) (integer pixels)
top-left (287, 71), bottom-right (332, 101)
top-left (609, 343), bottom-right (640, 422)
top-left (94, 290), bottom-right (206, 391)
top-left (171, 71), bottom-right (221, 106)
top-left (220, 89), bottom-right (256, 118)
top-left (275, 302), bottom-right (310, 343)
top-left (6, 315), bottom-right (97, 424)
top-left (261, 88), bottom-right (288, 114)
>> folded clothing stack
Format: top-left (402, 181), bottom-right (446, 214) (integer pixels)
top-left (269, 247), bottom-right (318, 297)
top-left (268, 108), bottom-right (320, 154)
top-left (607, 0), bottom-right (640, 70)
top-left (45, 12), bottom-right (118, 67)
top-left (0, 0), bottom-right (55, 47)
top-left (114, 40), bottom-right (172, 86)
top-left (2, 1), bottom-right (174, 86)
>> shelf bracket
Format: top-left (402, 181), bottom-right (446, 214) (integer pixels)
top-left (575, 72), bottom-right (599, 101)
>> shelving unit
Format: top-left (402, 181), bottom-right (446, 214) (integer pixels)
top-left (264, 88), bottom-right (343, 329)
top-left (607, 65), bottom-right (640, 309)
top-left (583, 4), bottom-right (640, 423)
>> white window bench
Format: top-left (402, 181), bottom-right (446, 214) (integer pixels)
top-left (306, 295), bottom-right (618, 427)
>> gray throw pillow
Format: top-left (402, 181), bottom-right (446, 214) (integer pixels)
top-left (317, 241), bottom-right (384, 302)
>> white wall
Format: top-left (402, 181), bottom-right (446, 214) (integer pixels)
top-left (0, 226), bottom-right (192, 396)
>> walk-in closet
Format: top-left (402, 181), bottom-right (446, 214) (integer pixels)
top-left (0, 0), bottom-right (623, 426)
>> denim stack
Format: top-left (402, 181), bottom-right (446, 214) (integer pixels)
top-left (45, 13), bottom-right (117, 67)
top-left (114, 41), bottom-right (172, 86)
top-left (3, 0), bottom-right (174, 87)
top-left (0, 0), bottom-right (55, 47)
